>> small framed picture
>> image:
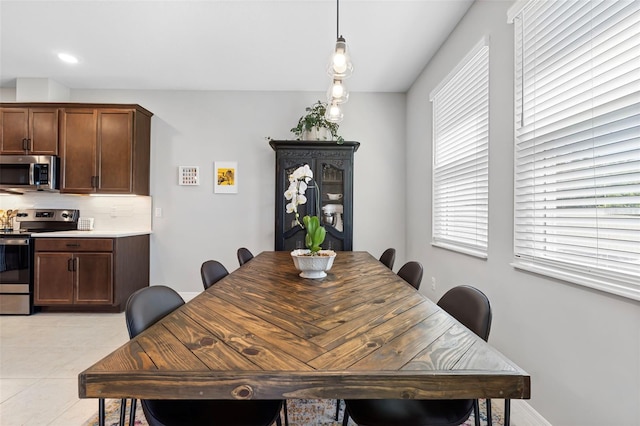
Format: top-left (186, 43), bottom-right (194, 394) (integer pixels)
top-left (214, 161), bottom-right (238, 194)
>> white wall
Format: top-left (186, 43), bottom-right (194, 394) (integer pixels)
top-left (39, 89), bottom-right (406, 292)
top-left (406, 1), bottom-right (640, 424)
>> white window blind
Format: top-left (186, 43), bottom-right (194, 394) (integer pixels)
top-left (512, 0), bottom-right (640, 300)
top-left (431, 40), bottom-right (489, 258)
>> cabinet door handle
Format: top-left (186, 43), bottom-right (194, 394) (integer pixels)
top-left (68, 258), bottom-right (73, 272)
top-left (94, 175), bottom-right (99, 189)
top-left (22, 138), bottom-right (29, 150)
top-left (73, 258), bottom-right (77, 272)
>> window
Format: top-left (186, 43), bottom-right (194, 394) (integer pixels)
top-left (510, 0), bottom-right (640, 300)
top-left (431, 38), bottom-right (490, 258)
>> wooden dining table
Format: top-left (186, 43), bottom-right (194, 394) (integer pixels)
top-left (79, 251), bottom-right (530, 424)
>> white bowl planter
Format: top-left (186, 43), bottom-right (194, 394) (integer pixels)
top-left (302, 127), bottom-right (330, 141)
top-left (290, 249), bottom-right (337, 279)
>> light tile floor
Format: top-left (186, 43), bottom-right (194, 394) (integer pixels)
top-left (0, 312), bottom-right (129, 426)
top-left (0, 312), bottom-right (539, 426)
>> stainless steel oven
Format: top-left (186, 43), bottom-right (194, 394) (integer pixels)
top-left (0, 236), bottom-right (33, 315)
top-left (0, 208), bottom-right (79, 315)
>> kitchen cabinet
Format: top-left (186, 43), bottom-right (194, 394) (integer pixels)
top-left (0, 107), bottom-right (59, 154)
top-left (60, 106), bottom-right (151, 194)
top-left (270, 140), bottom-right (359, 251)
top-left (34, 235), bottom-right (149, 312)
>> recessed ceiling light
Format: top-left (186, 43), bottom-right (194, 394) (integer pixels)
top-left (58, 53), bottom-right (79, 64)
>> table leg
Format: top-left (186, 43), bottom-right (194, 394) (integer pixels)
top-left (505, 399), bottom-right (511, 426)
top-left (98, 398), bottom-right (105, 426)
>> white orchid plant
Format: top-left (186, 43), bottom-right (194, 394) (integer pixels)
top-left (285, 164), bottom-right (326, 254)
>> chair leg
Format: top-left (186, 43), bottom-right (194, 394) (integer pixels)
top-left (342, 408), bottom-right (350, 426)
top-left (335, 399), bottom-right (341, 421)
top-left (284, 400), bottom-right (289, 426)
top-left (504, 399), bottom-right (511, 426)
top-left (473, 399), bottom-right (480, 426)
top-left (129, 399), bottom-right (137, 426)
top-left (118, 398), bottom-right (126, 426)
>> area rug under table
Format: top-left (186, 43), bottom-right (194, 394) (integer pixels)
top-left (83, 398), bottom-right (505, 426)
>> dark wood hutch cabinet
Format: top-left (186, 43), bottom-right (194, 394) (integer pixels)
top-left (270, 140), bottom-right (359, 251)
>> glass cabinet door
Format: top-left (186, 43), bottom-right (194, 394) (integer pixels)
top-left (320, 162), bottom-right (346, 251)
top-left (282, 162), bottom-right (313, 251)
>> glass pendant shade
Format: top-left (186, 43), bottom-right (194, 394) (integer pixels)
top-left (325, 102), bottom-right (344, 123)
top-left (328, 37), bottom-right (353, 79)
top-left (327, 79), bottom-right (349, 104)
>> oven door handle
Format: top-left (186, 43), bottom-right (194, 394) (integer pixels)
top-left (0, 238), bottom-right (30, 245)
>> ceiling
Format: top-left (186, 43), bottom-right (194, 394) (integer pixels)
top-left (0, 0), bottom-right (474, 93)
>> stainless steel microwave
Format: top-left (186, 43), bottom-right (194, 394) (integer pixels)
top-left (0, 155), bottom-right (59, 192)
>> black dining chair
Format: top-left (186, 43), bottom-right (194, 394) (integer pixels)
top-left (379, 248), bottom-right (396, 270)
top-left (437, 285), bottom-right (494, 426)
top-left (342, 285), bottom-right (493, 426)
top-left (200, 260), bottom-right (229, 289)
top-left (397, 261), bottom-right (424, 290)
top-left (125, 285), bottom-right (285, 426)
top-left (237, 247), bottom-right (255, 266)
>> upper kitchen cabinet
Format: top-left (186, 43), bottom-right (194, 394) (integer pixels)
top-left (270, 140), bottom-right (359, 252)
top-left (60, 105), bottom-right (152, 195)
top-left (0, 106), bottom-right (59, 155)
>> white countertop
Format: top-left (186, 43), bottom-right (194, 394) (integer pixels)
top-left (33, 230), bottom-right (152, 238)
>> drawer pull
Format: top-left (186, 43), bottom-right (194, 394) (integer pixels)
top-left (66, 243), bottom-right (81, 248)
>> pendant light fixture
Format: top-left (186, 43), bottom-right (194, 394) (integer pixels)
top-left (325, 0), bottom-right (352, 123)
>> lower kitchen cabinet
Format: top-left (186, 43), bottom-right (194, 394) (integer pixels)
top-left (34, 235), bottom-right (149, 312)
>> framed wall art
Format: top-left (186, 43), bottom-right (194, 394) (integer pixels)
top-left (214, 161), bottom-right (238, 194)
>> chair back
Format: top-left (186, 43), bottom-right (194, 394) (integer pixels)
top-left (125, 286), bottom-right (185, 338)
top-left (379, 248), bottom-right (396, 270)
top-left (201, 260), bottom-right (229, 290)
top-left (437, 285), bottom-right (492, 341)
top-left (237, 247), bottom-right (254, 266)
top-left (397, 261), bottom-right (424, 290)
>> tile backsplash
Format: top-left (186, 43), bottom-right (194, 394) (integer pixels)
top-left (0, 193), bottom-right (152, 231)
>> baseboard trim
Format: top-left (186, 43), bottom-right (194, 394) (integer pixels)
top-left (512, 400), bottom-right (552, 426)
top-left (179, 291), bottom-right (200, 302)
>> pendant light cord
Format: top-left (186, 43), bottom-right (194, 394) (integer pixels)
top-left (336, 0), bottom-right (340, 38)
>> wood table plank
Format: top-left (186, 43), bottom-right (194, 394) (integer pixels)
top-left (79, 251), bottom-right (531, 401)
top-left (164, 310), bottom-right (262, 371)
